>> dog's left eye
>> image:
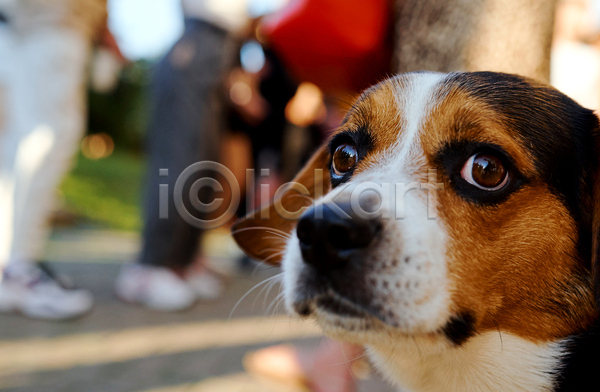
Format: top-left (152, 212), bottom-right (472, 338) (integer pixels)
top-left (461, 153), bottom-right (508, 190)
top-left (332, 143), bottom-right (358, 177)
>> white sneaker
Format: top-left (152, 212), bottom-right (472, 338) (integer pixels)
top-left (185, 268), bottom-right (224, 300)
top-left (115, 264), bottom-right (195, 311)
top-left (0, 264), bottom-right (94, 320)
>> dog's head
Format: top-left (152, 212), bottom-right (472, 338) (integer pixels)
top-left (233, 71), bottom-right (600, 348)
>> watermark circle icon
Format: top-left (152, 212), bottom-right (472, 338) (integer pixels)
top-left (174, 161), bottom-right (240, 229)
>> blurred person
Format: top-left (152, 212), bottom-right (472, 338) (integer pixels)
top-left (115, 0), bottom-right (251, 311)
top-left (226, 45), bottom-right (298, 210)
top-left (0, 0), bottom-right (108, 319)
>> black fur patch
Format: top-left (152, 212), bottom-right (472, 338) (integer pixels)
top-left (441, 312), bottom-right (476, 346)
top-left (554, 320), bottom-right (600, 391)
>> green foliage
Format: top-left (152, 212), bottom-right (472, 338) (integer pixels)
top-left (60, 150), bottom-right (145, 231)
top-left (65, 59), bottom-right (154, 231)
top-left (87, 60), bottom-right (153, 153)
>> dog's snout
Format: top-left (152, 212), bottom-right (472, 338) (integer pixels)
top-left (297, 203), bottom-right (381, 273)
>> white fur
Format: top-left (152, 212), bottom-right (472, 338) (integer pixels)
top-left (391, 72), bottom-right (445, 166)
top-left (369, 332), bottom-right (565, 392)
top-left (282, 234), bottom-right (304, 314)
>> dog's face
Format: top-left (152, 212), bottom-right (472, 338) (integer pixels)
top-left (233, 72), bottom-right (600, 349)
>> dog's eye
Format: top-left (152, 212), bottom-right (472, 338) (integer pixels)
top-left (332, 143), bottom-right (358, 176)
top-left (461, 153), bottom-right (508, 190)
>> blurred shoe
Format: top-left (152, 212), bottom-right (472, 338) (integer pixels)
top-left (184, 266), bottom-right (224, 301)
top-left (115, 264), bottom-right (195, 311)
top-left (0, 263), bottom-right (94, 320)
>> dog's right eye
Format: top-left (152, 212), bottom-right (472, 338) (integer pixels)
top-left (332, 143), bottom-right (358, 177)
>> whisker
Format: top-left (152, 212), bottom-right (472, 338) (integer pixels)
top-left (254, 249), bottom-right (286, 271)
top-left (344, 346), bottom-right (361, 387)
top-left (492, 318), bottom-right (503, 352)
top-left (252, 273), bottom-right (282, 309)
top-left (261, 250), bottom-right (286, 263)
top-left (288, 193), bottom-right (315, 202)
top-left (230, 226), bottom-right (291, 239)
top-left (267, 291), bottom-right (286, 317)
top-left (229, 273), bottom-right (283, 320)
top-left (262, 275), bottom-right (283, 310)
top-left (262, 235), bottom-right (288, 244)
top-left (327, 349), bottom-right (369, 367)
top-left (313, 340), bottom-right (363, 386)
top-left (258, 247), bottom-right (285, 255)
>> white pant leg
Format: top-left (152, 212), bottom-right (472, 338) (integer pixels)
top-left (0, 25), bottom-right (90, 266)
top-left (0, 25), bottom-right (15, 266)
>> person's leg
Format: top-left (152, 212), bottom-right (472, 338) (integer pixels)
top-left (0, 25), bottom-right (93, 319)
top-left (0, 23), bottom-right (17, 268)
top-left (116, 20), bottom-right (230, 310)
top-left (9, 29), bottom-right (89, 264)
top-left (141, 21), bottom-right (228, 271)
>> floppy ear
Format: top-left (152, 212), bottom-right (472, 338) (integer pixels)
top-left (232, 145), bottom-right (330, 265)
top-left (585, 107), bottom-right (600, 311)
top-left (593, 178), bottom-right (600, 310)
top-left (592, 124), bottom-right (600, 310)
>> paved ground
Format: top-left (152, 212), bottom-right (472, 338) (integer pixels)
top-left (0, 228), bottom-right (394, 392)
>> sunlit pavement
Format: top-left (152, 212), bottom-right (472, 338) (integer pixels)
top-left (0, 228), bottom-right (393, 392)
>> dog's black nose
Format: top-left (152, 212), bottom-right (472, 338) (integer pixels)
top-left (296, 203), bottom-right (380, 273)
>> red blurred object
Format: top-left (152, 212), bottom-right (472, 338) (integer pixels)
top-left (261, 0), bottom-right (393, 95)
top-left (99, 26), bottom-right (128, 64)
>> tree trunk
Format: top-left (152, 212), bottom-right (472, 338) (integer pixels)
top-left (394, 0), bottom-right (557, 82)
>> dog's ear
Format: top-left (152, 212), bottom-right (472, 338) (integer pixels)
top-left (585, 108), bottom-right (600, 311)
top-left (592, 121), bottom-right (600, 310)
top-left (593, 180), bottom-right (600, 310)
top-left (232, 145), bottom-right (330, 265)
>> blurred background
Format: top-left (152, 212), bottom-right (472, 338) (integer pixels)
top-left (0, 0), bottom-right (599, 391)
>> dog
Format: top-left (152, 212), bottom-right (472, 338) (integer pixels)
top-left (232, 71), bottom-right (600, 392)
